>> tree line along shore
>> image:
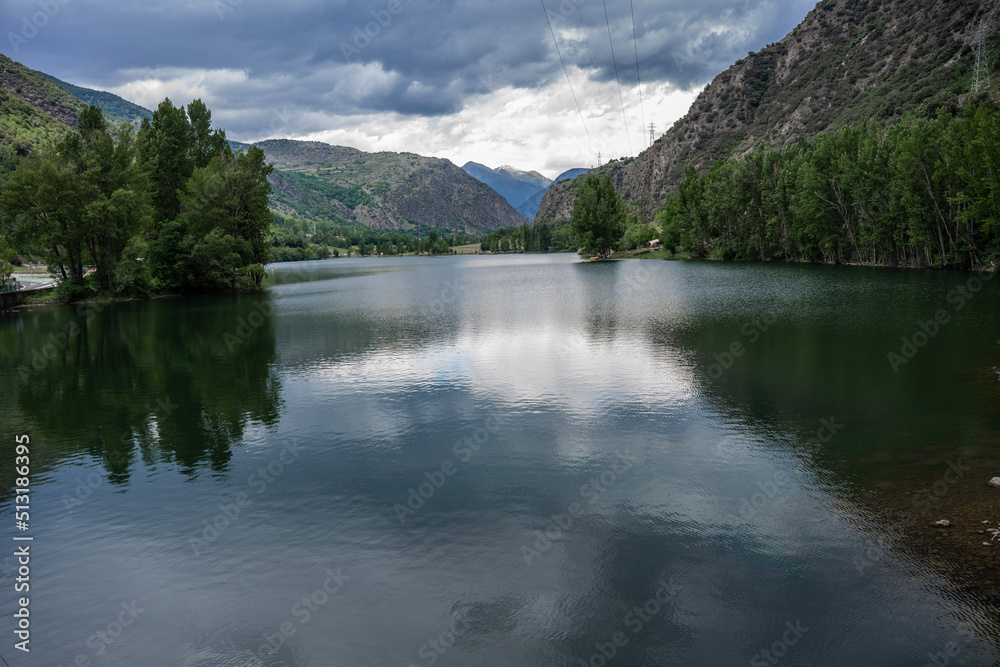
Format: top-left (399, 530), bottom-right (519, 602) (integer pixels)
top-left (1, 101), bottom-right (997, 307)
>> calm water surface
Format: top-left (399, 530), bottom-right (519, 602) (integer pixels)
top-left (1, 254), bottom-right (999, 666)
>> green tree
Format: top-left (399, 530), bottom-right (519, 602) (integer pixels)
top-left (114, 235), bottom-right (154, 297)
top-left (170, 147), bottom-right (274, 291)
top-left (572, 174), bottom-right (625, 256)
top-left (187, 99), bottom-right (228, 169)
top-left (138, 99), bottom-right (195, 225)
top-left (0, 106), bottom-right (151, 296)
top-left (0, 237), bottom-right (16, 285)
top-left (0, 148), bottom-right (85, 284)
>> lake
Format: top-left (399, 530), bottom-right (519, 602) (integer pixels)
top-left (1, 254), bottom-right (999, 666)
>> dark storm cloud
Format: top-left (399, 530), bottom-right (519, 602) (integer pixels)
top-left (1, 0), bottom-right (815, 136)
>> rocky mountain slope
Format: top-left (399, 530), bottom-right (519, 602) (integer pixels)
top-left (464, 162), bottom-right (591, 220)
top-left (0, 55), bottom-right (527, 234)
top-left (515, 167), bottom-right (589, 219)
top-left (462, 162), bottom-right (551, 213)
top-left (537, 0), bottom-right (1000, 223)
top-left (0, 55), bottom-right (152, 161)
top-left (262, 140), bottom-right (527, 233)
top-left (0, 54), bottom-right (84, 128)
top-left (0, 54), bottom-right (82, 161)
top-left (41, 73), bottom-right (152, 127)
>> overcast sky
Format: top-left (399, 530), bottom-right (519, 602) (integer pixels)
top-left (2, 0), bottom-right (815, 178)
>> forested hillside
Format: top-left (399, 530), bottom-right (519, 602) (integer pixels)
top-left (538, 0), bottom-right (1000, 227)
top-left (261, 139), bottom-right (527, 233)
top-left (0, 99), bottom-right (274, 298)
top-left (655, 106), bottom-right (1000, 268)
top-left (41, 73), bottom-right (153, 127)
top-left (0, 56), bottom-right (527, 236)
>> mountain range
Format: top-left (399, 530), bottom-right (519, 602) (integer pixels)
top-left (261, 140), bottom-right (526, 233)
top-left (462, 162), bottom-right (588, 219)
top-left (8, 0), bottom-right (998, 235)
top-left (537, 0), bottom-right (1000, 224)
top-left (0, 54), bottom-right (527, 234)
top-left (41, 72), bottom-right (153, 127)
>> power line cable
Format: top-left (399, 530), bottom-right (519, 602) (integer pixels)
top-left (578, 2), bottom-right (596, 70)
top-left (541, 0), bottom-right (593, 150)
top-left (630, 0), bottom-right (646, 149)
top-left (602, 0), bottom-right (632, 157)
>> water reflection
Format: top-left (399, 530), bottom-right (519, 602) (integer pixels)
top-left (1, 255), bottom-right (998, 664)
top-left (0, 294), bottom-right (282, 482)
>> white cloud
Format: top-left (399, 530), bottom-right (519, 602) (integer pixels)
top-left (103, 67), bottom-right (253, 111)
top-left (293, 74), bottom-right (703, 178)
top-left (100, 65), bottom-right (702, 178)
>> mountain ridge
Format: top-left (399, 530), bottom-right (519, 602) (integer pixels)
top-left (537, 0), bottom-right (1000, 224)
top-left (461, 161), bottom-right (552, 214)
top-left (40, 73), bottom-right (153, 128)
top-left (261, 140), bottom-right (527, 233)
top-left (0, 56), bottom-right (527, 234)
top-left (513, 167), bottom-right (589, 219)
top-left (464, 161), bottom-right (588, 221)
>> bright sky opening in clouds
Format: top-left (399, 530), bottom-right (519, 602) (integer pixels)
top-left (1, 0), bottom-right (816, 177)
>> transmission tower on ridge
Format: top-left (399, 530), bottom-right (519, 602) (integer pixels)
top-left (973, 18), bottom-right (990, 92)
top-left (648, 122), bottom-right (656, 147)
top-left (597, 150), bottom-right (602, 166)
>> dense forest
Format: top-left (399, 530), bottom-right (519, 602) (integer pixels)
top-left (0, 98), bottom-right (274, 299)
top-left (479, 220), bottom-right (576, 253)
top-left (652, 104), bottom-right (1000, 269)
top-left (5, 97), bottom-right (997, 284)
top-left (269, 215), bottom-right (474, 261)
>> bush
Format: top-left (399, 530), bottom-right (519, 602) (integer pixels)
top-left (55, 280), bottom-right (95, 302)
top-left (114, 236), bottom-right (154, 298)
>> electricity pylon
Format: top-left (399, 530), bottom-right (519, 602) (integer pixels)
top-left (973, 18), bottom-right (990, 92)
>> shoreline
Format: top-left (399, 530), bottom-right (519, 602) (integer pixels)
top-left (609, 247), bottom-right (999, 273)
top-left (10, 251), bottom-right (996, 312)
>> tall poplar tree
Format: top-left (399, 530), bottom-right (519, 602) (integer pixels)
top-left (572, 173), bottom-right (625, 257)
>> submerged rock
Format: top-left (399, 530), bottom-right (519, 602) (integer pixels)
top-left (934, 519), bottom-right (952, 527)
top-left (989, 477), bottom-right (1000, 487)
